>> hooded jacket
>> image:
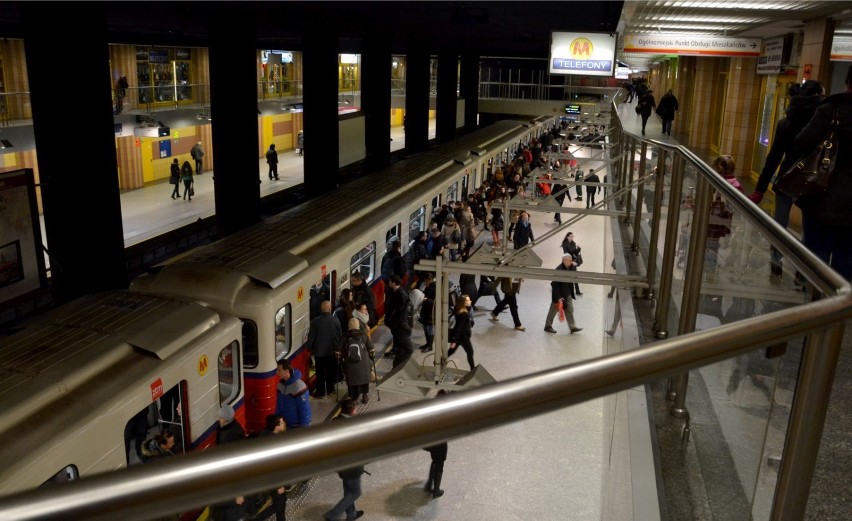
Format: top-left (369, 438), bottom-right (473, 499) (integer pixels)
top-left (275, 368), bottom-right (312, 428)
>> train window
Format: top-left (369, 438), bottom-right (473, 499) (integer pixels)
top-left (461, 174), bottom-right (469, 199)
top-left (39, 465), bottom-right (79, 488)
top-left (409, 206), bottom-right (425, 241)
top-left (274, 304), bottom-right (291, 359)
top-left (349, 242), bottom-right (376, 284)
top-left (431, 194), bottom-right (441, 217)
top-left (448, 182), bottom-right (458, 204)
top-left (242, 320), bottom-right (259, 368)
top-left (385, 224), bottom-right (400, 248)
top-left (218, 340), bottom-right (241, 406)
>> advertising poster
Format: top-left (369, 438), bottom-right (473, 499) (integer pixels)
top-left (0, 169), bottom-right (46, 303)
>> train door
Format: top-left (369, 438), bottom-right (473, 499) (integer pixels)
top-left (461, 173), bottom-right (470, 199)
top-left (448, 181), bottom-right (459, 204)
top-left (123, 380), bottom-right (188, 466)
top-left (309, 271), bottom-right (333, 321)
top-left (275, 303), bottom-right (292, 360)
top-left (409, 205), bottom-right (426, 242)
top-left (431, 194), bottom-right (442, 222)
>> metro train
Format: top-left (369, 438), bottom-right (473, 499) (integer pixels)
top-left (0, 115), bottom-right (556, 496)
top-left (0, 290), bottom-right (243, 496)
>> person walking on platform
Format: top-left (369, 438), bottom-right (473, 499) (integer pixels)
top-left (748, 80), bottom-right (824, 282)
top-left (448, 294), bottom-right (476, 370)
top-left (191, 141), bottom-right (204, 175)
top-left (325, 399), bottom-right (366, 521)
top-left (585, 171), bottom-right (600, 208)
top-left (512, 211), bottom-right (534, 250)
top-left (794, 64), bottom-right (852, 281)
top-left (561, 231), bottom-right (583, 295)
top-left (423, 389), bottom-right (450, 499)
top-left (297, 130), bottom-right (304, 156)
top-left (637, 89), bottom-right (657, 135)
top-left (544, 253), bottom-right (582, 334)
top-left (266, 143), bottom-right (279, 180)
top-left (656, 89), bottom-right (679, 136)
top-left (180, 160), bottom-right (194, 201)
top-left (169, 158), bottom-right (181, 199)
top-left (490, 277), bottom-right (525, 331)
top-left (259, 414), bottom-right (288, 521)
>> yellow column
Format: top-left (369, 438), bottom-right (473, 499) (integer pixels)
top-left (800, 17), bottom-right (836, 83)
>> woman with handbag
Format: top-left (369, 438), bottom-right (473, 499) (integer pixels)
top-left (794, 64), bottom-right (852, 280)
top-left (748, 80), bottom-right (824, 281)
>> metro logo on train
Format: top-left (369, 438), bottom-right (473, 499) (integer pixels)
top-left (198, 355), bottom-right (208, 376)
top-left (151, 378), bottom-right (164, 401)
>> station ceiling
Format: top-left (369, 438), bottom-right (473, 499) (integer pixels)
top-left (1, 2), bottom-right (849, 68)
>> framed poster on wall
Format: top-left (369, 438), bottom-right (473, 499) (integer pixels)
top-left (0, 169), bottom-right (47, 304)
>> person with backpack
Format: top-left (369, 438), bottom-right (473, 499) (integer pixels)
top-left (386, 274), bottom-right (414, 367)
top-left (339, 318), bottom-right (375, 404)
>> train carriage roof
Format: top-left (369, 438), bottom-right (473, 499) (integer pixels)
top-left (154, 119), bottom-right (545, 286)
top-left (0, 291), bottom-right (225, 435)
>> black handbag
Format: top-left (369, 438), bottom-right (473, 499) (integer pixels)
top-left (774, 107), bottom-right (840, 199)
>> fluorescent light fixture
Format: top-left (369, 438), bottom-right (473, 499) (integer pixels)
top-left (668, 1), bottom-right (800, 8)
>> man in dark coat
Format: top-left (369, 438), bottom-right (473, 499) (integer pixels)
top-left (637, 90), bottom-right (657, 135)
top-left (308, 300), bottom-right (342, 398)
top-left (544, 253), bottom-right (582, 334)
top-left (656, 89), bottom-right (679, 136)
top-left (385, 275), bottom-right (414, 367)
top-left (585, 171), bottom-right (601, 208)
top-left (325, 400), bottom-right (366, 521)
top-left (266, 143), bottom-right (279, 180)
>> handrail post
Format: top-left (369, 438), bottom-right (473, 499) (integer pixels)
top-left (630, 142), bottom-right (648, 253)
top-left (670, 175), bottom-right (712, 417)
top-left (653, 154), bottom-right (684, 338)
top-left (623, 141), bottom-right (638, 224)
top-left (772, 324), bottom-right (846, 520)
top-left (644, 150), bottom-right (667, 301)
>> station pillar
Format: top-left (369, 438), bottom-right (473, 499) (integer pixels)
top-left (362, 33), bottom-right (392, 172)
top-left (460, 52), bottom-right (480, 134)
top-left (303, 22), bottom-right (341, 199)
top-left (22, 4), bottom-right (127, 303)
top-left (436, 50), bottom-right (459, 144)
top-left (800, 17), bottom-right (836, 84)
top-left (404, 45), bottom-right (431, 154)
top-left (209, 6), bottom-right (261, 237)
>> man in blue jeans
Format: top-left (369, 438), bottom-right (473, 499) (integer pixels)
top-left (325, 399), bottom-right (366, 520)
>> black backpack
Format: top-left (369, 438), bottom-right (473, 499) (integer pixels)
top-left (346, 336), bottom-right (365, 363)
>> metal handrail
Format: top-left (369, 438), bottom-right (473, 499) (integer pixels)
top-left (0, 293), bottom-right (848, 521)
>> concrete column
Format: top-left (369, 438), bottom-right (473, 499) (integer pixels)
top-left (460, 52), bottom-right (480, 133)
top-left (800, 17), bottom-right (836, 84)
top-left (436, 50), bottom-right (458, 144)
top-left (303, 22), bottom-right (340, 198)
top-left (208, 6), bottom-right (261, 237)
top-left (404, 45), bottom-right (431, 154)
top-left (22, 3), bottom-right (127, 303)
top-left (362, 33), bottom-right (392, 171)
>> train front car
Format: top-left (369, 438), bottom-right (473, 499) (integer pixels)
top-left (0, 290), bottom-right (244, 497)
top-left (132, 248), bottom-right (311, 434)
